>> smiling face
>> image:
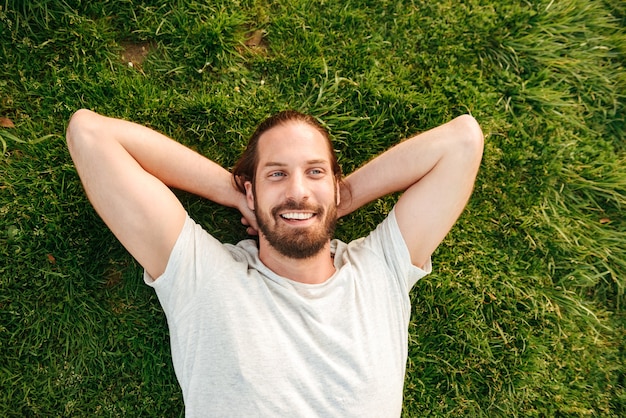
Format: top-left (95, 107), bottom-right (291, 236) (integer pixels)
top-left (244, 121), bottom-right (339, 259)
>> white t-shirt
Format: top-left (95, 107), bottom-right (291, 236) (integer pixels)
top-left (145, 209), bottom-right (431, 417)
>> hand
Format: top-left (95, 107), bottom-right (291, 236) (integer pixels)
top-left (241, 215), bottom-right (258, 236)
top-left (237, 195), bottom-right (259, 236)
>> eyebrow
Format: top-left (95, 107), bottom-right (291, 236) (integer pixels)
top-left (262, 159), bottom-right (329, 168)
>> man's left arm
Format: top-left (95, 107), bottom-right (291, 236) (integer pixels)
top-left (338, 115), bottom-right (484, 268)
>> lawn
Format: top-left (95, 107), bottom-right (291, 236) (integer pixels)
top-left (1, 0), bottom-right (624, 416)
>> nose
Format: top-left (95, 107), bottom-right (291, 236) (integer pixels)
top-left (285, 172), bottom-right (309, 201)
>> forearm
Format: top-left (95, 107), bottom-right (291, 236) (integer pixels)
top-left (338, 115), bottom-right (481, 218)
top-left (338, 130), bottom-right (442, 217)
top-left (69, 109), bottom-right (243, 210)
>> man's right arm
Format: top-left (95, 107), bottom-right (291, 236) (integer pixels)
top-left (66, 109), bottom-right (250, 279)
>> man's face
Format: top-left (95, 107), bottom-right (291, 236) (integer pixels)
top-left (244, 121), bottom-right (339, 259)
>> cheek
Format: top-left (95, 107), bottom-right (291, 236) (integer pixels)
top-left (319, 182), bottom-right (338, 204)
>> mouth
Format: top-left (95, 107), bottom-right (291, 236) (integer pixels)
top-left (280, 212), bottom-right (315, 221)
top-left (272, 201), bottom-right (322, 226)
top-left (278, 212), bottom-right (318, 226)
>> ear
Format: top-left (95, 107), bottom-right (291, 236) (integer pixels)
top-left (244, 181), bottom-right (255, 211)
top-left (335, 180), bottom-right (341, 206)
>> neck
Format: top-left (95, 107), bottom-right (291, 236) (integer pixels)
top-left (258, 240), bottom-right (335, 284)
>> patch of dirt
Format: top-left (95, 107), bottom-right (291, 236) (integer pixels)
top-left (120, 40), bottom-right (155, 71)
top-left (242, 29), bottom-right (268, 55)
top-left (105, 269), bottom-right (123, 289)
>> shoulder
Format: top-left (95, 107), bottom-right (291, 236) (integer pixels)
top-left (337, 210), bottom-right (403, 257)
top-left (334, 210), bottom-right (431, 288)
top-left (146, 215), bottom-right (255, 285)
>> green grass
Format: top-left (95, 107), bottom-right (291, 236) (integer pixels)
top-left (1, 0), bottom-right (624, 415)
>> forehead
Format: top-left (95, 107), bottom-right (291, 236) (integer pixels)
top-left (256, 122), bottom-right (331, 166)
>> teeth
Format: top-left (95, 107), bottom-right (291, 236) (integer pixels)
top-left (281, 212), bottom-right (314, 220)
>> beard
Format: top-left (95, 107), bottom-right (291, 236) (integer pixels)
top-left (255, 197), bottom-right (337, 260)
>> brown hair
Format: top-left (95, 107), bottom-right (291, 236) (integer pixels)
top-left (232, 110), bottom-right (343, 193)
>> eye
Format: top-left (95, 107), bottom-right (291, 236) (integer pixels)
top-left (308, 168), bottom-right (325, 177)
top-left (269, 171), bottom-right (286, 178)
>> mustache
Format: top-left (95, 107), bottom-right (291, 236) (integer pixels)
top-left (271, 199), bottom-right (323, 217)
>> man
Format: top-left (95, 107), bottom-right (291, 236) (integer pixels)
top-left (66, 108), bottom-right (483, 416)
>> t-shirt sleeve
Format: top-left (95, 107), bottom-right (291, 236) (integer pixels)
top-left (142, 214), bottom-right (234, 317)
top-left (366, 208), bottom-right (432, 291)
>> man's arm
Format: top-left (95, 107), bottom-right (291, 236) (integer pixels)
top-left (66, 109), bottom-right (252, 279)
top-left (338, 114), bottom-right (484, 268)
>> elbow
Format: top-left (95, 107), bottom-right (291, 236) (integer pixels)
top-left (455, 114), bottom-right (484, 148)
top-left (66, 109), bottom-right (98, 154)
top-left (66, 109), bottom-right (94, 140)
top-left (453, 114), bottom-right (484, 164)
